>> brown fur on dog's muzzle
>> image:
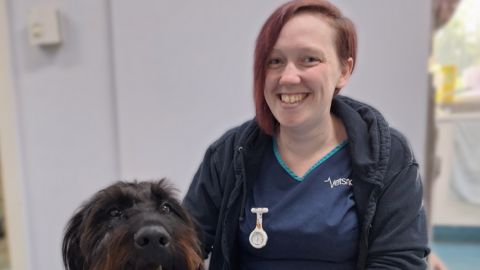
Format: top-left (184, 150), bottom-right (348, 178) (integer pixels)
top-left (62, 179), bottom-right (203, 270)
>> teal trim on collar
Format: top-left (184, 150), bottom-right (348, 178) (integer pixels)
top-left (273, 139), bottom-right (349, 182)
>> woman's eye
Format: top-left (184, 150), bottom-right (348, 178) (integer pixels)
top-left (160, 203), bottom-right (171, 214)
top-left (302, 56), bottom-right (320, 65)
top-left (267, 58), bottom-right (283, 68)
top-left (109, 208), bottom-right (123, 218)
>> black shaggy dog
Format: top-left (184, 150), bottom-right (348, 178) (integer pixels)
top-left (62, 179), bottom-right (203, 270)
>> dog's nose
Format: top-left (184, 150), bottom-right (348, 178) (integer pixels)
top-left (134, 225), bottom-right (171, 250)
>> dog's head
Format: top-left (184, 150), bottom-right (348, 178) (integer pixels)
top-left (62, 179), bottom-right (203, 270)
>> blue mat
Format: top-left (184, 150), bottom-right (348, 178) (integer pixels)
top-left (432, 226), bottom-right (480, 270)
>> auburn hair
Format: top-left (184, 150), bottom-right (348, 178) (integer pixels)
top-left (253, 0), bottom-right (358, 135)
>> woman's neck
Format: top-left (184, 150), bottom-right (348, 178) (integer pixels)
top-left (276, 114), bottom-right (347, 168)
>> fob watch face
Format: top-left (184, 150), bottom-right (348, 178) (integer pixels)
top-left (249, 229), bottom-right (268, 249)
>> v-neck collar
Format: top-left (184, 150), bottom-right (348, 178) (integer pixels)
top-left (273, 139), bottom-right (348, 181)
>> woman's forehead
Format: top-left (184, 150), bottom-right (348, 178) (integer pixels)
top-left (273, 13), bottom-right (337, 53)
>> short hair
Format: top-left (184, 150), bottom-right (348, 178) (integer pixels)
top-left (253, 0), bottom-right (358, 135)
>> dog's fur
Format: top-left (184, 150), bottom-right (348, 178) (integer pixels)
top-left (62, 179), bottom-right (203, 270)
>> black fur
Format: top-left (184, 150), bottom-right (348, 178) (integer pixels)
top-left (62, 179), bottom-right (203, 270)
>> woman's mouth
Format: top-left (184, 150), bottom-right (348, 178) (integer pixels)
top-left (279, 93), bottom-right (308, 105)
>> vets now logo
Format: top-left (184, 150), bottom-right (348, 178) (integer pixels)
top-left (324, 177), bottom-right (353, 188)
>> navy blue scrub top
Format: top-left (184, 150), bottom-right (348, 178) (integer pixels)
top-left (239, 139), bottom-right (358, 270)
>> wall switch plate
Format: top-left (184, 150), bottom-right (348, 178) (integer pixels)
top-left (27, 7), bottom-right (62, 46)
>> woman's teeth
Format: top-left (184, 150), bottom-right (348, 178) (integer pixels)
top-left (280, 93), bottom-right (307, 104)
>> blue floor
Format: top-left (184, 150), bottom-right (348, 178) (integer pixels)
top-left (432, 241), bottom-right (480, 270)
top-left (432, 226), bottom-right (480, 270)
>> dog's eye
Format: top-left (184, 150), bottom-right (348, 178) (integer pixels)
top-left (160, 204), bottom-right (171, 214)
top-left (109, 208), bottom-right (123, 218)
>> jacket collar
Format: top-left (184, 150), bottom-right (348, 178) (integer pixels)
top-left (332, 95), bottom-right (391, 187)
top-left (236, 95), bottom-right (391, 187)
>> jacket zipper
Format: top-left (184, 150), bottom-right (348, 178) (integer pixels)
top-left (235, 146), bottom-right (247, 221)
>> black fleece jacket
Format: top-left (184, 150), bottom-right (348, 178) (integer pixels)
top-left (183, 95), bottom-right (430, 270)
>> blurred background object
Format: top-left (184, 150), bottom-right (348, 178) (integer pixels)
top-left (1, 0), bottom-right (23, 268)
top-left (433, 0), bottom-right (460, 29)
top-left (0, 168), bottom-right (9, 269)
top-left (430, 0), bottom-right (480, 269)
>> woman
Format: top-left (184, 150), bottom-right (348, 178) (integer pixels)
top-left (183, 0), bottom-right (430, 269)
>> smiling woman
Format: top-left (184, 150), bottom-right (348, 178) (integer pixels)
top-left (182, 1), bottom-right (430, 270)
top-left (262, 13), bottom-right (353, 165)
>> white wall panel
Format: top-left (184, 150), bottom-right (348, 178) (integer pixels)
top-left (111, 1), bottom-right (285, 193)
top-left (341, 1), bottom-right (432, 173)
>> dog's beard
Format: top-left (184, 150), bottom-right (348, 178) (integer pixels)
top-left (88, 226), bottom-right (133, 270)
top-left (89, 226), bottom-right (177, 270)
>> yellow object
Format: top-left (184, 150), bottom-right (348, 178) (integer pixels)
top-left (435, 65), bottom-right (457, 105)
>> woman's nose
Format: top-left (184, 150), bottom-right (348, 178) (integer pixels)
top-left (278, 63), bottom-right (301, 85)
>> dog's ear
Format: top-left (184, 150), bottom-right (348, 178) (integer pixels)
top-left (62, 204), bottom-right (89, 270)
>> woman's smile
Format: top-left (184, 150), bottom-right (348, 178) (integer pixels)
top-left (279, 93), bottom-right (309, 105)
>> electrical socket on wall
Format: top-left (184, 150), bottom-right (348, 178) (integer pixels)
top-left (27, 7), bottom-right (62, 46)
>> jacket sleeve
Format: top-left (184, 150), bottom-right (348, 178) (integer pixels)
top-left (366, 162), bottom-right (430, 269)
top-left (182, 145), bottom-right (223, 259)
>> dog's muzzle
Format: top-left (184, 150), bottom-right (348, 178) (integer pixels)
top-left (134, 225), bottom-right (171, 264)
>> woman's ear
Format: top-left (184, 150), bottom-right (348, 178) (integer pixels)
top-left (336, 57), bottom-right (354, 90)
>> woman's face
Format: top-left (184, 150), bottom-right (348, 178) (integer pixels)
top-left (264, 12), bottom-right (352, 132)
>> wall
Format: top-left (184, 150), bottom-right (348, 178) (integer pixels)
top-left (342, 1), bottom-right (432, 170)
top-left (6, 0), bottom-right (119, 269)
top-left (4, 0), bottom-right (432, 269)
top-left (112, 1), bottom-right (282, 192)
